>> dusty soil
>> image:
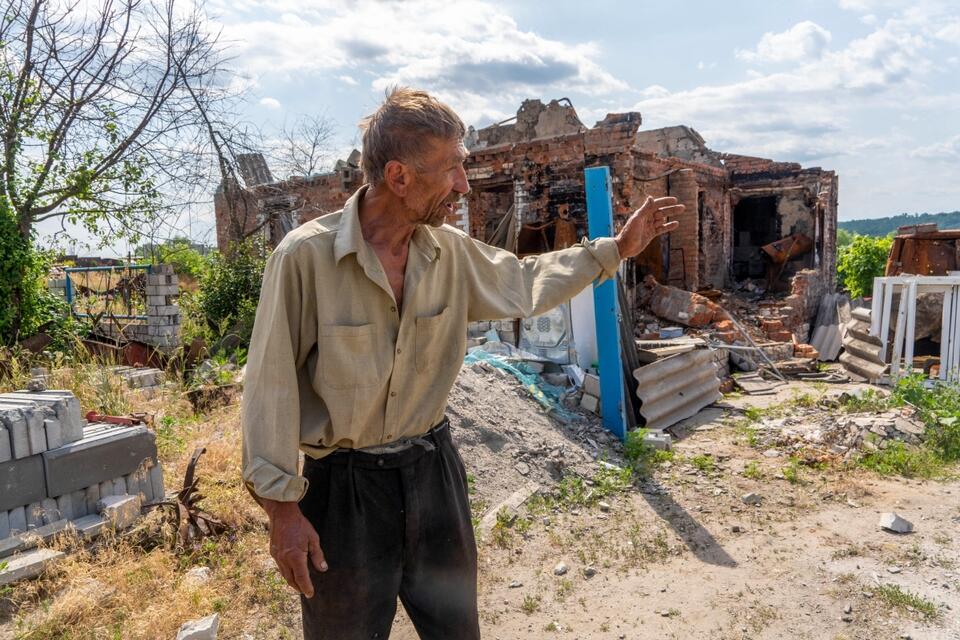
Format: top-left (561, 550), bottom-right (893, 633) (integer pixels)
top-left (2, 366), bottom-right (957, 640)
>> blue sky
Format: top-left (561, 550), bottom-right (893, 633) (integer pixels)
top-left (45, 0), bottom-right (960, 252)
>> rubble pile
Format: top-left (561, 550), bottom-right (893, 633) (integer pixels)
top-left (745, 396), bottom-right (927, 461)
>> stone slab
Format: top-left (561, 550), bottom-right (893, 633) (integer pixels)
top-left (84, 484), bottom-right (101, 515)
top-left (41, 425), bottom-right (157, 497)
top-left (71, 514), bottom-right (107, 539)
top-left (98, 494), bottom-right (141, 530)
top-left (148, 464), bottom-right (165, 502)
top-left (0, 510), bottom-right (8, 539)
top-left (478, 483), bottom-right (540, 538)
top-left (0, 547), bottom-right (65, 586)
top-left (0, 406), bottom-right (32, 459)
top-left (0, 423), bottom-right (11, 463)
top-left (176, 613), bottom-right (220, 640)
top-left (40, 498), bottom-right (58, 525)
top-left (25, 502), bottom-right (42, 528)
top-left (43, 418), bottom-right (62, 450)
top-left (7, 507), bottom-right (26, 535)
top-left (0, 454), bottom-right (46, 512)
top-left (3, 391), bottom-right (82, 444)
top-left (0, 518), bottom-right (69, 559)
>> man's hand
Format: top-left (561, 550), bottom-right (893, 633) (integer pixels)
top-left (614, 196), bottom-right (684, 259)
top-left (262, 499), bottom-right (327, 598)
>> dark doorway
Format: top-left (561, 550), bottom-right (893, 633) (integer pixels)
top-left (732, 195), bottom-right (779, 280)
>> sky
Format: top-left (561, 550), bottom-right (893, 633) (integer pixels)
top-left (42, 0), bottom-right (960, 253)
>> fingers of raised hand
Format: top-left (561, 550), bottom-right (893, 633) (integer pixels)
top-left (276, 548), bottom-right (316, 597)
top-left (308, 533), bottom-right (328, 573)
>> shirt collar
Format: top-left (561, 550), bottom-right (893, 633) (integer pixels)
top-left (334, 185), bottom-right (442, 265)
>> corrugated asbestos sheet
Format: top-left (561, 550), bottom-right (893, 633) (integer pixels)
top-left (633, 349), bottom-right (721, 431)
top-left (810, 292), bottom-right (846, 361)
top-left (839, 307), bottom-right (886, 382)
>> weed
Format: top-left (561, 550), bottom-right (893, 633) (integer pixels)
top-left (790, 392), bottom-right (817, 408)
top-left (466, 473), bottom-right (476, 495)
top-left (555, 578), bottom-right (573, 601)
top-left (743, 406), bottom-right (765, 422)
top-left (871, 584), bottom-right (940, 619)
top-left (830, 545), bottom-right (863, 559)
top-left (155, 415), bottom-right (187, 458)
top-left (742, 461), bottom-right (763, 479)
top-left (690, 454), bottom-right (715, 474)
top-left (859, 441), bottom-right (944, 478)
top-left (544, 621), bottom-right (558, 632)
top-left (733, 419), bottom-right (761, 447)
top-left (521, 594), bottom-right (541, 614)
top-left (840, 388), bottom-right (890, 413)
top-left (782, 458), bottom-right (802, 484)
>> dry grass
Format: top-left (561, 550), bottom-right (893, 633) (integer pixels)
top-left (0, 361), bottom-right (299, 639)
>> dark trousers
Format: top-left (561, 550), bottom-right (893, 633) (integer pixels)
top-left (298, 420), bottom-right (480, 640)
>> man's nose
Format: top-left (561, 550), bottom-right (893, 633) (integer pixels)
top-left (453, 164), bottom-right (470, 196)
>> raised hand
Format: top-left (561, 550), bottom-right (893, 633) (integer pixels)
top-left (614, 196), bottom-right (684, 259)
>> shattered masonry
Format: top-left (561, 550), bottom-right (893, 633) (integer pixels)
top-left (214, 99), bottom-right (838, 307)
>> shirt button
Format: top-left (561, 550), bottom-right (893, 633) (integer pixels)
top-left (396, 348), bottom-right (402, 354)
top-left (390, 391), bottom-right (397, 397)
top-left (377, 458), bottom-right (384, 467)
top-left (386, 434), bottom-right (393, 439)
top-left (390, 306), bottom-right (397, 312)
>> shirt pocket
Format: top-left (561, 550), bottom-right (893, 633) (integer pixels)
top-left (319, 323), bottom-right (381, 389)
top-left (415, 306), bottom-right (455, 373)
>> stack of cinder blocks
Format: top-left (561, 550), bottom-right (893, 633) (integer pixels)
top-left (0, 390), bottom-right (163, 583)
top-left (145, 264), bottom-right (181, 351)
top-left (466, 320), bottom-right (517, 347)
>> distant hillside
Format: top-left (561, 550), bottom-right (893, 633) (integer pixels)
top-left (840, 211), bottom-right (960, 237)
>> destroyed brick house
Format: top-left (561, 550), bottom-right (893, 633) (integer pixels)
top-left (215, 98), bottom-right (838, 299)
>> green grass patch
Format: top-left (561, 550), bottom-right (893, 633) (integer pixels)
top-left (782, 457), bottom-right (803, 484)
top-left (859, 441), bottom-right (945, 478)
top-left (871, 584), bottom-right (940, 619)
top-left (690, 454), bottom-right (716, 473)
top-left (742, 461), bottom-right (763, 479)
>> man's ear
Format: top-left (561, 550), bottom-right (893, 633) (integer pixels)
top-left (383, 160), bottom-right (410, 197)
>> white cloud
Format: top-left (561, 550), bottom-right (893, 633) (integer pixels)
top-left (935, 20), bottom-right (960, 42)
top-left (697, 61), bottom-right (717, 71)
top-left (213, 0), bottom-right (625, 103)
top-left (632, 13), bottom-right (936, 161)
top-left (337, 74), bottom-right (359, 86)
top-left (259, 97), bottom-right (282, 109)
top-left (735, 21), bottom-right (833, 64)
top-left (911, 134), bottom-right (960, 160)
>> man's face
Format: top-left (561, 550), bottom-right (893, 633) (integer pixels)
top-left (402, 137), bottom-right (471, 228)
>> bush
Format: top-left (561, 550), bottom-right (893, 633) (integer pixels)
top-left (194, 241), bottom-right (268, 351)
top-left (0, 198), bottom-right (49, 345)
top-left (141, 237), bottom-right (208, 281)
top-left (837, 234), bottom-right (893, 299)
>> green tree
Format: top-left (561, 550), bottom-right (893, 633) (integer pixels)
top-left (836, 227), bottom-right (855, 248)
top-left (837, 234), bottom-right (893, 299)
top-left (138, 237), bottom-right (210, 281)
top-left (0, 0), bottom-right (230, 343)
top-left (195, 241), bottom-right (267, 349)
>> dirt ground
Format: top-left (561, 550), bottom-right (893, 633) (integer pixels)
top-left (2, 366), bottom-right (957, 639)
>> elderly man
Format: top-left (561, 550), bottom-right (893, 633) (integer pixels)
top-left (241, 87), bottom-right (682, 640)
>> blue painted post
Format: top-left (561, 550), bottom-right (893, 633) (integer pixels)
top-left (584, 166), bottom-right (627, 441)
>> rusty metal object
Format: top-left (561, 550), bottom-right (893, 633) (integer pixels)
top-left (144, 447), bottom-right (229, 549)
top-left (84, 410), bottom-right (150, 426)
top-left (761, 233), bottom-right (814, 264)
top-left (885, 226), bottom-right (960, 276)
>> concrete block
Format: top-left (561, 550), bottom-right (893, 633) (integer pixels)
top-left (3, 392), bottom-right (81, 445)
top-left (879, 512), bottom-right (913, 534)
top-left (642, 431), bottom-right (673, 451)
top-left (147, 295), bottom-right (166, 306)
top-left (112, 477), bottom-right (126, 496)
top-left (153, 264), bottom-right (175, 276)
top-left (176, 613), bottom-right (220, 640)
top-left (97, 494), bottom-right (141, 530)
top-left (583, 373), bottom-right (601, 398)
top-left (43, 418), bottom-right (62, 450)
top-left (149, 464), bottom-right (165, 501)
top-left (0, 423), bottom-right (11, 463)
top-left (71, 514), bottom-right (107, 539)
top-left (56, 493), bottom-right (75, 521)
top-left (0, 518), bottom-right (69, 559)
top-left (41, 425), bottom-right (157, 497)
top-left (99, 479), bottom-right (116, 499)
top-left (0, 454), bottom-right (46, 512)
top-left (580, 393), bottom-right (600, 414)
top-left (146, 274), bottom-right (171, 286)
top-left (25, 502), bottom-right (43, 528)
top-left (124, 470), bottom-right (149, 501)
top-left (27, 414), bottom-right (46, 455)
top-left (0, 547), bottom-right (65, 586)
top-left (147, 284), bottom-right (179, 296)
top-left (84, 484), bottom-right (101, 515)
top-left (70, 490), bottom-right (88, 518)
top-left (0, 510), bottom-right (8, 539)
top-left (40, 498), bottom-right (59, 525)
top-left (8, 507), bottom-right (26, 535)
top-left (0, 406), bottom-right (31, 459)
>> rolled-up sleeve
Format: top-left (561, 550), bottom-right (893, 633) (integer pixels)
top-left (241, 246), bottom-right (316, 502)
top-left (464, 235), bottom-right (621, 321)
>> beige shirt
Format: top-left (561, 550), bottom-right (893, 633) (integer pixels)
top-left (241, 187), bottom-right (621, 502)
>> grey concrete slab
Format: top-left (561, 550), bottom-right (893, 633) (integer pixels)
top-left (70, 490), bottom-right (88, 519)
top-left (98, 494), bottom-right (141, 529)
top-left (0, 423), bottom-right (11, 463)
top-left (56, 493), bottom-right (74, 521)
top-left (7, 507), bottom-right (26, 535)
top-left (0, 407), bottom-right (31, 459)
top-left (0, 510), bottom-right (9, 539)
top-left (71, 514), bottom-right (106, 539)
top-left (0, 518), bottom-right (69, 559)
top-left (25, 502), bottom-right (42, 528)
top-left (84, 484), bottom-right (100, 515)
top-left (40, 498), bottom-right (59, 525)
top-left (149, 464), bottom-right (165, 501)
top-left (41, 426), bottom-right (157, 497)
top-left (27, 414), bottom-right (46, 455)
top-left (0, 454), bottom-right (46, 512)
top-left (43, 418), bottom-right (62, 450)
top-left (98, 479), bottom-right (115, 499)
top-left (112, 477), bottom-right (126, 496)
top-left (3, 392), bottom-right (82, 445)
top-left (0, 547), bottom-right (65, 586)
